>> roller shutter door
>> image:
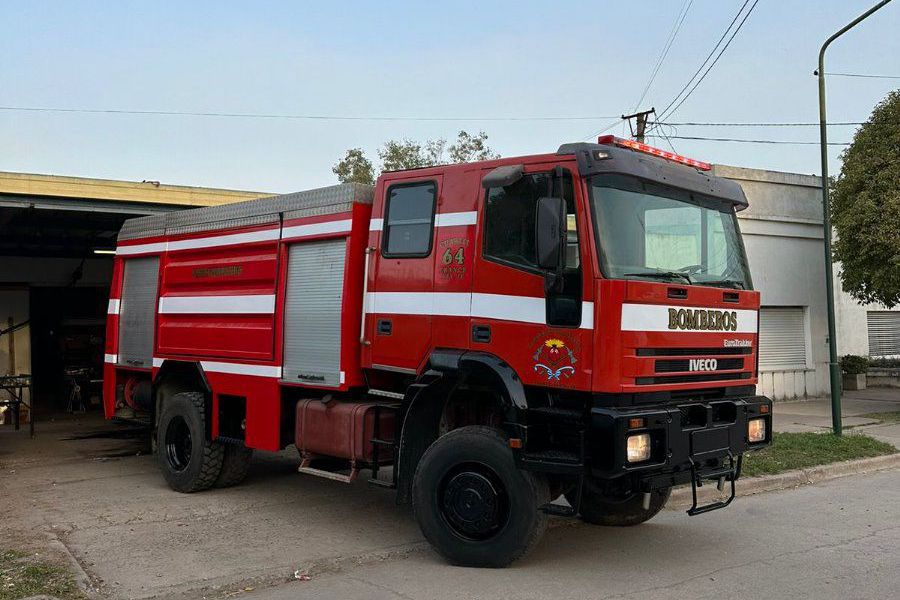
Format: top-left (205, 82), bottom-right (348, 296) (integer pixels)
top-left (118, 256), bottom-right (160, 368)
top-left (759, 307), bottom-right (808, 370)
top-left (867, 311), bottom-right (900, 357)
top-left (282, 239), bottom-right (346, 387)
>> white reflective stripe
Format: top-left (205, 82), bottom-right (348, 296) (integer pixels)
top-left (107, 299), bottom-right (120, 315)
top-left (369, 211), bottom-right (476, 233)
top-left (116, 241), bottom-right (167, 256)
top-left (366, 291), bottom-right (594, 330)
top-left (434, 211), bottom-right (477, 227)
top-left (104, 353), bottom-right (118, 363)
top-left (366, 291), bottom-right (470, 316)
top-left (115, 228), bottom-right (279, 256)
top-left (147, 357), bottom-right (281, 377)
top-left (167, 228), bottom-right (280, 251)
top-left (339, 371), bottom-right (346, 384)
top-left (282, 219), bottom-right (352, 240)
top-left (471, 293), bottom-right (544, 324)
top-left (158, 294), bottom-right (276, 314)
top-left (620, 303), bottom-right (758, 333)
top-left (200, 361), bottom-right (282, 378)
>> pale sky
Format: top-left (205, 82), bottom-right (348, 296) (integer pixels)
top-left (2, 1), bottom-right (898, 193)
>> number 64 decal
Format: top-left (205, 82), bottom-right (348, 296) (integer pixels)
top-left (441, 247), bottom-right (465, 265)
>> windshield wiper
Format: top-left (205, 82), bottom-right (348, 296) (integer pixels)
top-left (623, 270), bottom-right (692, 284)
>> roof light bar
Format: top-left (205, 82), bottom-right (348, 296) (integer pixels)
top-left (597, 135), bottom-right (712, 171)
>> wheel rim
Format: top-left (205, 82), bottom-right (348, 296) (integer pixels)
top-left (164, 416), bottom-right (192, 472)
top-left (439, 464), bottom-right (509, 541)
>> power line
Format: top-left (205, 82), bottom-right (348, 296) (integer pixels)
top-left (648, 134), bottom-right (850, 145)
top-left (825, 72), bottom-right (900, 79)
top-left (651, 0), bottom-right (752, 126)
top-left (655, 0), bottom-right (760, 124)
top-left (0, 105), bottom-right (620, 122)
top-left (583, 118), bottom-right (626, 141)
top-left (654, 120), bottom-right (867, 127)
top-left (632, 0), bottom-right (694, 112)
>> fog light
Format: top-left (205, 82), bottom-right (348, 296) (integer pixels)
top-left (626, 433), bottom-right (651, 463)
top-left (748, 418), bottom-right (766, 443)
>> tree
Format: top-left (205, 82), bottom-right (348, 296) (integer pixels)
top-left (332, 148), bottom-right (375, 185)
top-left (448, 130), bottom-right (499, 163)
top-left (831, 90), bottom-right (900, 307)
top-left (333, 131), bottom-right (499, 181)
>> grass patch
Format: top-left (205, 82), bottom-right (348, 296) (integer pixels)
top-left (0, 549), bottom-right (84, 600)
top-left (860, 410), bottom-right (900, 424)
top-left (741, 432), bottom-right (896, 478)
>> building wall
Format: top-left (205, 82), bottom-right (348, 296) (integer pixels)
top-left (714, 165), bottom-right (829, 400)
top-left (715, 164), bottom-right (900, 400)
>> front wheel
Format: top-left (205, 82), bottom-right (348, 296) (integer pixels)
top-left (412, 426), bottom-right (549, 568)
top-left (565, 478), bottom-right (671, 526)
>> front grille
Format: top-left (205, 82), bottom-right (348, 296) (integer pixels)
top-left (655, 358), bottom-right (744, 373)
top-left (637, 347), bottom-right (752, 357)
top-left (636, 372), bottom-right (751, 385)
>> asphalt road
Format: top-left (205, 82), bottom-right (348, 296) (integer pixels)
top-left (246, 468), bottom-right (900, 600)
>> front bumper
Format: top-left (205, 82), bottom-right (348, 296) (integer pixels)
top-left (588, 395), bottom-right (772, 490)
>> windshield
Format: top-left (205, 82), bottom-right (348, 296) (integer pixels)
top-left (589, 173), bottom-right (752, 289)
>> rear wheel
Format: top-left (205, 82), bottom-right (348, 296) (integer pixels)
top-left (566, 478), bottom-right (671, 526)
top-left (214, 445), bottom-right (253, 488)
top-left (157, 391), bottom-right (224, 493)
top-left (412, 426), bottom-right (549, 568)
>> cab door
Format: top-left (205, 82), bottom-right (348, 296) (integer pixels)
top-left (368, 177), bottom-right (441, 372)
top-left (470, 164), bottom-right (593, 390)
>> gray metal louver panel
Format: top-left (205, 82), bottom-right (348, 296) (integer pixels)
top-left (867, 311), bottom-right (900, 357)
top-left (282, 239), bottom-right (347, 387)
top-left (118, 214), bottom-right (166, 241)
top-left (118, 257), bottom-right (160, 368)
top-left (117, 183), bottom-right (374, 242)
top-left (758, 307), bottom-right (808, 370)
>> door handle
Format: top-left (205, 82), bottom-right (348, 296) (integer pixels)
top-left (472, 324), bottom-right (491, 343)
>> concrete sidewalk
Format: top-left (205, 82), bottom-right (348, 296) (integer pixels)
top-left (774, 387), bottom-right (900, 446)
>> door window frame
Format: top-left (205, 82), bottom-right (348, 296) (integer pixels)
top-left (381, 180), bottom-right (438, 259)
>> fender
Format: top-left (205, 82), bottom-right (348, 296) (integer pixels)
top-left (152, 359), bottom-right (213, 439)
top-left (394, 349), bottom-right (528, 504)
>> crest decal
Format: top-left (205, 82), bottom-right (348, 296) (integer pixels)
top-left (533, 338), bottom-right (576, 381)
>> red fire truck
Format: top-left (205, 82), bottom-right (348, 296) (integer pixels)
top-left (105, 136), bottom-right (772, 567)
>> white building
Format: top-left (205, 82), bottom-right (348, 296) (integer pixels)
top-left (715, 165), bottom-right (900, 400)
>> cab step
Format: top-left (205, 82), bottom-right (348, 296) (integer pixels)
top-left (520, 449), bottom-right (583, 474)
top-left (528, 406), bottom-right (585, 422)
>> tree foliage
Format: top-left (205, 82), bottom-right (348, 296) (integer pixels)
top-left (448, 130), bottom-right (499, 163)
top-left (831, 90), bottom-right (900, 307)
top-left (333, 130), bottom-right (498, 182)
top-left (332, 148), bottom-right (374, 185)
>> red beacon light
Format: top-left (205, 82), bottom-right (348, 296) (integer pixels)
top-left (597, 135), bottom-right (712, 171)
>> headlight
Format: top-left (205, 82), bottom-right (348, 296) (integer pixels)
top-left (748, 418), bottom-right (766, 443)
top-left (626, 433), bottom-right (651, 463)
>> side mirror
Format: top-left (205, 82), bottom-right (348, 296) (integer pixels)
top-left (535, 197), bottom-right (566, 271)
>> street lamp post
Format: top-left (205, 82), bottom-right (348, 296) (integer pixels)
top-left (817, 0), bottom-right (893, 436)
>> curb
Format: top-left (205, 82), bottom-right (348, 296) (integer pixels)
top-left (668, 452), bottom-right (900, 509)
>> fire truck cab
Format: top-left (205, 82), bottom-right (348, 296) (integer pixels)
top-left (105, 137), bottom-right (772, 567)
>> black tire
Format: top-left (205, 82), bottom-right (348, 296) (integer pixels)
top-left (412, 426), bottom-right (549, 568)
top-left (214, 445), bottom-right (253, 488)
top-left (156, 391), bottom-right (224, 493)
top-left (566, 478), bottom-right (671, 526)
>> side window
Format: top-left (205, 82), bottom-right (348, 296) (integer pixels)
top-left (484, 171), bottom-right (577, 272)
top-left (383, 182), bottom-right (437, 257)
